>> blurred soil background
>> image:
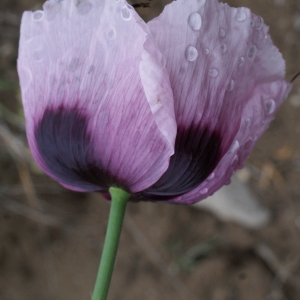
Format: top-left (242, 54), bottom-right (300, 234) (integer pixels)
top-left (1, 0), bottom-right (300, 299)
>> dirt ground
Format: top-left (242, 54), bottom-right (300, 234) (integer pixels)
top-left (1, 0), bottom-right (300, 299)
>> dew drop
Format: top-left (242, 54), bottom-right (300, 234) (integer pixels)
top-left (219, 27), bottom-right (226, 38)
top-left (244, 118), bottom-right (251, 127)
top-left (76, 0), bottom-right (92, 15)
top-left (247, 45), bottom-right (257, 58)
top-left (121, 6), bottom-right (132, 21)
top-left (203, 48), bottom-right (210, 55)
top-left (151, 32), bottom-right (157, 40)
top-left (238, 56), bottom-right (244, 66)
top-left (43, 1), bottom-right (61, 21)
top-left (32, 10), bottom-right (44, 21)
top-left (185, 46), bottom-right (198, 62)
top-left (220, 43), bottom-right (227, 53)
top-left (179, 66), bottom-right (187, 74)
top-left (229, 140), bottom-right (240, 153)
top-left (207, 172), bottom-right (215, 180)
top-left (32, 50), bottom-right (43, 62)
top-left (265, 99), bottom-right (276, 114)
top-left (69, 58), bottom-right (80, 72)
top-left (227, 79), bottom-right (234, 91)
top-left (188, 12), bottom-right (202, 30)
top-left (209, 68), bottom-right (218, 78)
top-left (88, 65), bottom-right (94, 74)
top-left (252, 16), bottom-right (263, 29)
top-left (107, 27), bottom-right (116, 40)
top-left (231, 155), bottom-right (239, 166)
top-left (199, 188), bottom-right (208, 195)
top-left (24, 35), bottom-right (33, 42)
top-left (255, 30), bottom-right (264, 41)
top-left (235, 9), bottom-right (247, 22)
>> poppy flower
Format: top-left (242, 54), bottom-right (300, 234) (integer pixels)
top-left (18, 0), bottom-right (291, 204)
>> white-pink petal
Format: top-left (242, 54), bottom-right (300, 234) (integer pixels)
top-left (18, 0), bottom-right (177, 193)
top-left (147, 0), bottom-right (290, 204)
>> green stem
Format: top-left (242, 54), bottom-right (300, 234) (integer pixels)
top-left (92, 187), bottom-right (131, 300)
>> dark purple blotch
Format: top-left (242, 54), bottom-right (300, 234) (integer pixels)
top-left (35, 106), bottom-right (110, 191)
top-left (36, 107), bottom-right (222, 199)
top-left (140, 126), bottom-right (222, 200)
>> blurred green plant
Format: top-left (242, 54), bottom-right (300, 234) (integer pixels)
top-left (169, 237), bottom-right (220, 272)
top-left (0, 101), bottom-right (24, 129)
top-left (0, 79), bottom-right (18, 91)
top-left (0, 78), bottom-right (24, 129)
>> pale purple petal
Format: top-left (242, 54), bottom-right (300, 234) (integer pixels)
top-left (145, 0), bottom-right (291, 203)
top-left (18, 0), bottom-right (176, 193)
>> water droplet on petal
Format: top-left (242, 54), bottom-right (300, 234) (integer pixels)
top-left (199, 188), bottom-right (208, 195)
top-left (231, 155), bottom-right (239, 166)
top-left (159, 56), bottom-right (166, 68)
top-left (185, 46), bottom-right (198, 62)
top-left (265, 99), bottom-right (276, 114)
top-left (32, 10), bottom-right (44, 21)
top-left (219, 28), bottom-right (226, 37)
top-left (88, 65), bottom-right (94, 74)
top-left (253, 32), bottom-right (265, 49)
top-left (179, 66), bottom-right (187, 74)
top-left (227, 79), bottom-right (234, 91)
top-left (33, 50), bottom-right (43, 62)
top-left (24, 34), bottom-right (33, 42)
top-left (252, 16), bottom-right (263, 29)
top-left (121, 6), bottom-right (132, 21)
top-left (235, 9), bottom-right (247, 22)
top-left (203, 48), bottom-right (210, 55)
top-left (76, 0), bottom-right (92, 15)
top-left (244, 118), bottom-right (251, 127)
top-left (43, 1), bottom-right (61, 21)
top-left (247, 45), bottom-right (257, 58)
top-left (69, 58), bottom-right (80, 72)
top-left (107, 27), bottom-right (116, 40)
top-left (220, 43), bottom-right (227, 53)
top-left (238, 56), bottom-right (245, 66)
top-left (151, 32), bottom-right (157, 39)
top-left (188, 12), bottom-right (202, 30)
top-left (229, 140), bottom-right (240, 153)
top-left (209, 68), bottom-right (218, 77)
top-left (207, 173), bottom-right (215, 180)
